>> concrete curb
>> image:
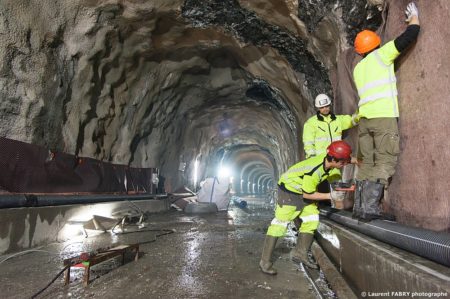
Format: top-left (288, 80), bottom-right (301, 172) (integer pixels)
top-left (312, 242), bottom-right (358, 299)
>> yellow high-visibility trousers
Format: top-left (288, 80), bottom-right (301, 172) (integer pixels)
top-left (267, 203), bottom-right (319, 237)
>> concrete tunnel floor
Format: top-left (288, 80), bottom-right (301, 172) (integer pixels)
top-left (0, 197), bottom-right (337, 299)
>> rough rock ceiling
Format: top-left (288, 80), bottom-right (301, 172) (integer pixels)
top-left (0, 0), bottom-right (381, 193)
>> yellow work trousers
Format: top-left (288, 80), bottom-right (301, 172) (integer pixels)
top-left (266, 203), bottom-right (319, 237)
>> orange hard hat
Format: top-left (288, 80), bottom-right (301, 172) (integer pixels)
top-left (354, 30), bottom-right (381, 55)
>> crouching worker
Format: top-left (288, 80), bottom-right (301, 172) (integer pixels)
top-left (259, 141), bottom-right (353, 274)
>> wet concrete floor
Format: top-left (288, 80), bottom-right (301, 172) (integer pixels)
top-left (0, 197), bottom-right (334, 298)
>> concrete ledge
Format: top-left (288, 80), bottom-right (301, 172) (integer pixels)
top-left (312, 242), bottom-right (358, 299)
top-left (0, 199), bottom-right (169, 254)
top-left (316, 219), bottom-right (450, 296)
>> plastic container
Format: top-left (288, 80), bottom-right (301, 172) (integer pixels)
top-left (330, 182), bottom-right (350, 210)
top-left (330, 189), bottom-right (346, 209)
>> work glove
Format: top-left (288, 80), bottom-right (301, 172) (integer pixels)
top-left (405, 2), bottom-right (419, 22)
top-left (330, 189), bottom-right (345, 201)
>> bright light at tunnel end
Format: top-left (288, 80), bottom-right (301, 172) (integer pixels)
top-left (193, 158), bottom-right (199, 187)
top-left (217, 165), bottom-right (232, 178)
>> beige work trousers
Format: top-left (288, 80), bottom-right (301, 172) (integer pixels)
top-left (356, 118), bottom-right (400, 185)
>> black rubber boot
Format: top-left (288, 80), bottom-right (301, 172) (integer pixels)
top-left (352, 180), bottom-right (363, 219)
top-left (291, 233), bottom-right (318, 269)
top-left (360, 180), bottom-right (384, 221)
top-left (259, 236), bottom-right (278, 275)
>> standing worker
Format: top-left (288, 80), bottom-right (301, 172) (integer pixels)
top-left (259, 141), bottom-right (353, 274)
top-left (352, 2), bottom-right (420, 220)
top-left (303, 93), bottom-right (359, 191)
top-left (303, 93), bottom-right (358, 159)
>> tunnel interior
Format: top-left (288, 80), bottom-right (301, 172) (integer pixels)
top-left (2, 1), bottom-right (450, 297)
top-left (1, 0), bottom-right (449, 232)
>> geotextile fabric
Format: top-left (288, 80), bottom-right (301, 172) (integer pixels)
top-left (0, 137), bottom-right (158, 194)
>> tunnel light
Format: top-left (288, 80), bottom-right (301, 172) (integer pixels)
top-left (217, 166), bottom-right (231, 178)
top-left (193, 158), bottom-right (199, 187)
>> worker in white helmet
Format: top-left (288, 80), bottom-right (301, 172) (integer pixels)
top-left (303, 93), bottom-right (359, 160)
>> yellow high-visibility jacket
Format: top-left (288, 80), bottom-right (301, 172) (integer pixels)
top-left (278, 154), bottom-right (341, 194)
top-left (303, 113), bottom-right (356, 158)
top-left (353, 41), bottom-right (401, 119)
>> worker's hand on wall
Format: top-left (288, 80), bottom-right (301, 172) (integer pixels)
top-left (405, 2), bottom-right (419, 22)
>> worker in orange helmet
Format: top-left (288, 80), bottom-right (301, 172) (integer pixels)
top-left (352, 3), bottom-right (420, 221)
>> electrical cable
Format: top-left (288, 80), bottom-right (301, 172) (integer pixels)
top-left (300, 263), bottom-right (324, 299)
top-left (0, 249), bottom-right (58, 265)
top-left (112, 227), bottom-right (175, 236)
top-left (27, 226), bottom-right (175, 297)
top-left (30, 265), bottom-right (70, 299)
top-left (60, 241), bottom-right (84, 252)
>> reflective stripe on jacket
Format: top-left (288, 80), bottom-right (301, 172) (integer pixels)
top-left (302, 113), bottom-right (355, 158)
top-left (277, 154), bottom-right (341, 194)
top-left (353, 41), bottom-right (400, 119)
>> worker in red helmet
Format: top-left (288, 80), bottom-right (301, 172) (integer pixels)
top-left (259, 141), bottom-right (355, 274)
top-left (352, 2), bottom-right (420, 221)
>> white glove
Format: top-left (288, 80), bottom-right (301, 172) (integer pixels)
top-left (330, 189), bottom-right (345, 201)
top-left (405, 2), bottom-right (419, 22)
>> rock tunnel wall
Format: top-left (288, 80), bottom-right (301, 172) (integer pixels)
top-left (380, 0), bottom-right (450, 232)
top-left (333, 0), bottom-right (450, 232)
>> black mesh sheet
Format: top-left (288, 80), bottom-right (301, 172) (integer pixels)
top-left (0, 137), bottom-right (158, 194)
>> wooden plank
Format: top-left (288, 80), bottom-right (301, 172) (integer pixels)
top-left (63, 244), bottom-right (140, 286)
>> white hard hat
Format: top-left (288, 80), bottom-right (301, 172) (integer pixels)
top-left (314, 94), bottom-right (332, 108)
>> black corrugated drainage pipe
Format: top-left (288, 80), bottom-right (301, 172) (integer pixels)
top-left (0, 194), bottom-right (167, 209)
top-left (320, 207), bottom-right (450, 267)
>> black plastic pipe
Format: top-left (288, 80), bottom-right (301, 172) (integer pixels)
top-left (232, 197), bottom-right (248, 209)
top-left (320, 207), bottom-right (450, 267)
top-left (0, 193), bottom-right (167, 209)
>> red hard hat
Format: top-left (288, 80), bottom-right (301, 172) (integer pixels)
top-left (327, 141), bottom-right (352, 160)
top-left (354, 30), bottom-right (381, 55)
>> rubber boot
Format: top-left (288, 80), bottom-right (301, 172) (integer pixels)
top-left (259, 236), bottom-right (278, 275)
top-left (291, 233), bottom-right (318, 269)
top-left (352, 180), bottom-right (363, 219)
top-left (360, 180), bottom-right (384, 221)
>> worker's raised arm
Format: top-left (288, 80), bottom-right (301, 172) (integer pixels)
top-left (395, 2), bottom-right (420, 52)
